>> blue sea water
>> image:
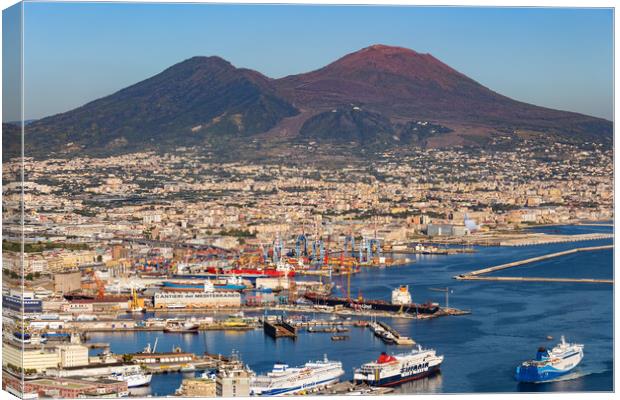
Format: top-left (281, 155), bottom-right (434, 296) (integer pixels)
top-left (88, 224), bottom-right (613, 395)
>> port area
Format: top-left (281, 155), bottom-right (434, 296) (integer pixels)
top-left (40, 306), bottom-right (470, 337)
top-left (147, 304), bottom-right (471, 320)
top-left (454, 244), bottom-right (613, 284)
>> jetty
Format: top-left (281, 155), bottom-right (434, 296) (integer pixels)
top-left (455, 276), bottom-right (613, 284)
top-left (430, 232), bottom-right (612, 247)
top-left (377, 321), bottom-right (415, 345)
top-left (455, 245), bottom-right (613, 284)
top-left (499, 233), bottom-right (613, 246)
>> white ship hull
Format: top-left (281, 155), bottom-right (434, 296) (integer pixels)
top-left (354, 347), bottom-right (443, 387)
top-left (110, 371), bottom-right (153, 388)
top-left (126, 373), bottom-right (152, 387)
top-left (250, 357), bottom-right (344, 396)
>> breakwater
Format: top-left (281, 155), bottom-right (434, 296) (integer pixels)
top-left (455, 244), bottom-right (613, 283)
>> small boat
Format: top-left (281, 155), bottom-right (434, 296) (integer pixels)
top-left (331, 335), bottom-right (349, 341)
top-left (164, 321), bottom-right (199, 333)
top-left (336, 326), bottom-right (349, 333)
top-left (199, 370), bottom-right (217, 380)
top-left (180, 364), bottom-right (197, 372)
top-left (515, 336), bottom-right (584, 383)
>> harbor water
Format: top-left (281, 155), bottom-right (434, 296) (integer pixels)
top-left (88, 224), bottom-right (613, 395)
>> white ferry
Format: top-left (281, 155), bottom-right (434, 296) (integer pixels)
top-left (109, 367), bottom-right (153, 387)
top-left (250, 355), bottom-right (344, 396)
top-left (354, 346), bottom-right (443, 387)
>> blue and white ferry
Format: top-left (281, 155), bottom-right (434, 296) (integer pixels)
top-left (515, 336), bottom-right (584, 383)
top-left (250, 355), bottom-right (344, 396)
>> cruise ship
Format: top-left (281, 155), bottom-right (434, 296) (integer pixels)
top-left (515, 336), bottom-right (584, 383)
top-left (250, 356), bottom-right (344, 396)
top-left (354, 346), bottom-right (444, 387)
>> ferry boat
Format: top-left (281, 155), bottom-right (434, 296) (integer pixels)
top-left (250, 355), bottom-right (344, 396)
top-left (109, 367), bottom-right (153, 387)
top-left (353, 346), bottom-right (444, 387)
top-left (515, 336), bottom-right (584, 383)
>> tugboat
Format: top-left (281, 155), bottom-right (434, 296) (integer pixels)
top-left (515, 336), bottom-right (584, 383)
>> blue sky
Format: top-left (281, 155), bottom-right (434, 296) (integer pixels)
top-left (2, 3), bottom-right (614, 122)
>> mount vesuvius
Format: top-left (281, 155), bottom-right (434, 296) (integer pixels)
top-left (15, 44), bottom-right (612, 158)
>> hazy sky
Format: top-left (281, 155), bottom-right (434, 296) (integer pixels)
top-left (2, 3), bottom-right (614, 122)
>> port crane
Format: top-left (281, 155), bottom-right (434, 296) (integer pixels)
top-left (93, 273), bottom-right (106, 300)
top-left (429, 287), bottom-right (453, 309)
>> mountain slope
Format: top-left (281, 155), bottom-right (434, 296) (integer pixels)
top-left (275, 44), bottom-right (612, 143)
top-left (2, 123), bottom-right (22, 160)
top-left (25, 56), bottom-right (298, 154)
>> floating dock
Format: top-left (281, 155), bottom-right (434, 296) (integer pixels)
top-left (263, 319), bottom-right (297, 339)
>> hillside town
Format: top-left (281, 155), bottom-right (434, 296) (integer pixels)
top-left (2, 139), bottom-right (613, 276)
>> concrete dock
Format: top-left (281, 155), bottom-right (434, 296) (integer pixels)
top-left (455, 244), bottom-right (613, 284)
top-left (455, 276), bottom-right (613, 284)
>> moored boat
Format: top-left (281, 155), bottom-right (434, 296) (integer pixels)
top-left (304, 285), bottom-right (439, 315)
top-left (354, 346), bottom-right (443, 387)
top-left (109, 367), bottom-right (153, 387)
top-left (164, 321), bottom-right (199, 333)
top-left (250, 355), bottom-right (344, 396)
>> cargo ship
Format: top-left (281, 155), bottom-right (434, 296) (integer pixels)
top-left (250, 355), bottom-right (344, 396)
top-left (353, 346), bottom-right (444, 386)
top-left (304, 285), bottom-right (440, 315)
top-left (515, 336), bottom-right (584, 383)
